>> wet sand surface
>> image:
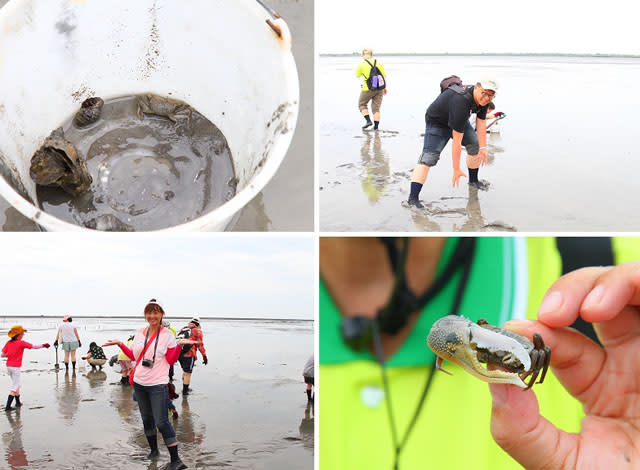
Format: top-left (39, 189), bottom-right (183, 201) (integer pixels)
top-left (0, 317), bottom-right (313, 469)
top-left (320, 55), bottom-right (640, 232)
top-left (0, 0), bottom-right (313, 231)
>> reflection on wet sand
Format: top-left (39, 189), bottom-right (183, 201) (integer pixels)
top-left (4, 409), bottom-right (29, 469)
top-left (56, 371), bottom-right (80, 421)
top-left (360, 131), bottom-right (390, 204)
top-left (85, 369), bottom-right (108, 389)
top-left (299, 402), bottom-right (314, 453)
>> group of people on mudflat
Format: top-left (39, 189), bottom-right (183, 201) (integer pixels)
top-left (2, 300), bottom-right (207, 470)
top-left (354, 48), bottom-right (504, 208)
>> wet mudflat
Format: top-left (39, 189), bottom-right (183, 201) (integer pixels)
top-left (320, 55), bottom-right (640, 232)
top-left (0, 317), bottom-right (313, 469)
top-left (35, 95), bottom-right (236, 231)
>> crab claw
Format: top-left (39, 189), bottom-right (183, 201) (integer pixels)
top-left (427, 315), bottom-right (530, 388)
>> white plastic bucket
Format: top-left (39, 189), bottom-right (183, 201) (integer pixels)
top-left (0, 0), bottom-right (299, 231)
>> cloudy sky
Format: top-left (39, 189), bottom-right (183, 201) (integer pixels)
top-left (0, 234), bottom-right (314, 319)
top-left (318, 0), bottom-right (639, 55)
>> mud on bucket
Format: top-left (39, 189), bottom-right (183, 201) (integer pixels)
top-left (0, 0), bottom-right (299, 231)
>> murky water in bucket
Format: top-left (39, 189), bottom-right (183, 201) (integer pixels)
top-left (36, 95), bottom-right (236, 231)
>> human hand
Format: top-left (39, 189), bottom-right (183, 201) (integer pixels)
top-left (78, 341), bottom-right (82, 348)
top-left (53, 340), bottom-right (58, 347)
top-left (479, 149), bottom-right (488, 166)
top-left (489, 262), bottom-right (640, 469)
top-left (102, 339), bottom-right (122, 347)
top-left (451, 167), bottom-right (467, 187)
top-left (383, 89), bottom-right (388, 95)
top-left (177, 339), bottom-right (197, 346)
top-left (81, 356), bottom-right (87, 360)
top-left (203, 355), bottom-right (208, 365)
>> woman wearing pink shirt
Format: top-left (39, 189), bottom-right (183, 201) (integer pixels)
top-left (104, 300), bottom-right (190, 470)
top-left (2, 325), bottom-right (50, 411)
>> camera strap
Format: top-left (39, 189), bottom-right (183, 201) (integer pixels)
top-left (142, 326), bottom-right (162, 365)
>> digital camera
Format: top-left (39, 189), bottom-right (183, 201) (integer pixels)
top-left (141, 359), bottom-right (154, 368)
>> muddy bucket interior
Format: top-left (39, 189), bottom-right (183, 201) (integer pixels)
top-left (0, 0), bottom-right (298, 231)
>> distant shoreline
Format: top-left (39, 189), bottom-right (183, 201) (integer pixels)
top-left (320, 52), bottom-right (640, 58)
top-left (0, 315), bottom-right (313, 322)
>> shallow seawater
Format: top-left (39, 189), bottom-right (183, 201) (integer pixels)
top-left (0, 317), bottom-right (314, 469)
top-left (320, 55), bottom-right (640, 232)
top-left (36, 95), bottom-right (236, 231)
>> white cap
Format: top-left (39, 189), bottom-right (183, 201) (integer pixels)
top-left (479, 78), bottom-right (499, 92)
top-left (190, 317), bottom-right (200, 325)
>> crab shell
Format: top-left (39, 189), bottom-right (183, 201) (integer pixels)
top-left (427, 315), bottom-right (532, 388)
top-left (29, 128), bottom-right (93, 195)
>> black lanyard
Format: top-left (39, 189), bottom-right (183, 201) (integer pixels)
top-left (373, 238), bottom-right (476, 470)
top-left (143, 326), bottom-right (162, 363)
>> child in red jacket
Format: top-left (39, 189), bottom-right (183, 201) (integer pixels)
top-left (2, 325), bottom-right (50, 410)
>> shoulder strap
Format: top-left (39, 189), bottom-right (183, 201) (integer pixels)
top-left (134, 327), bottom-right (161, 368)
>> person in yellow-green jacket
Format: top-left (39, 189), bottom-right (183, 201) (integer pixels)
top-left (355, 48), bottom-right (387, 130)
top-left (319, 237), bottom-right (640, 469)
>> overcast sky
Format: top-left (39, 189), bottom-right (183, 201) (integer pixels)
top-left (318, 0), bottom-right (639, 55)
top-left (0, 234), bottom-right (313, 319)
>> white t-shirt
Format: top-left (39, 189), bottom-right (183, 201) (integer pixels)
top-left (130, 326), bottom-right (177, 386)
top-left (59, 322), bottom-right (77, 342)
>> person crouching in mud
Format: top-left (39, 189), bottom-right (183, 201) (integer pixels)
top-left (103, 299), bottom-right (194, 470)
top-left (408, 78), bottom-right (498, 208)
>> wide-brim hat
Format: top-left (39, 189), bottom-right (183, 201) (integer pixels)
top-left (63, 314), bottom-right (71, 321)
top-left (190, 317), bottom-right (200, 326)
top-left (8, 325), bottom-right (26, 337)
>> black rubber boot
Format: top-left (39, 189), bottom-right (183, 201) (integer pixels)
top-left (5, 395), bottom-right (14, 411)
top-left (407, 196), bottom-right (424, 209)
top-left (72, 361), bottom-right (76, 371)
top-left (146, 435), bottom-right (160, 459)
top-left (182, 384), bottom-right (190, 395)
top-left (306, 389), bottom-right (312, 401)
top-left (14, 396), bottom-right (21, 407)
top-left (168, 445), bottom-right (187, 469)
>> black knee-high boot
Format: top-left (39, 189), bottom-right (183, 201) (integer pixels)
top-left (5, 395), bottom-right (14, 410)
top-left (146, 435), bottom-right (159, 459)
top-left (168, 445), bottom-right (187, 469)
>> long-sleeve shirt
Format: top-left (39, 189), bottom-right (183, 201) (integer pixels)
top-left (2, 340), bottom-right (44, 367)
top-left (118, 326), bottom-right (180, 386)
top-left (182, 327), bottom-right (206, 359)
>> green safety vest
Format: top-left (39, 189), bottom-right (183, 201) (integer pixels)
top-left (320, 237), bottom-right (640, 469)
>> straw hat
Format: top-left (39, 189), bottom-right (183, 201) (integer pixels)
top-left (63, 314), bottom-right (71, 321)
top-left (8, 325), bottom-right (27, 338)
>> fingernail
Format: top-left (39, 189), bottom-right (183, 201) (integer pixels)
top-left (538, 291), bottom-right (563, 318)
top-left (489, 383), bottom-right (509, 406)
top-left (582, 285), bottom-right (605, 311)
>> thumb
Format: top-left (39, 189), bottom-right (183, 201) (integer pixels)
top-left (489, 384), bottom-right (576, 469)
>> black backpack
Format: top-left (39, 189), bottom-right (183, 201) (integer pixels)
top-left (439, 75), bottom-right (463, 93)
top-left (365, 59), bottom-right (386, 90)
top-left (177, 327), bottom-right (192, 355)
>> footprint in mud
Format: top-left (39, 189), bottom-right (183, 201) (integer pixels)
top-left (481, 221), bottom-right (517, 231)
top-left (81, 398), bottom-right (96, 402)
top-left (430, 207), bottom-right (467, 216)
top-left (28, 406), bottom-right (44, 410)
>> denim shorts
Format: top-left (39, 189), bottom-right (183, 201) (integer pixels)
top-left (418, 121), bottom-right (479, 166)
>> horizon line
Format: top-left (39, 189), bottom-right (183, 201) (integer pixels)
top-left (0, 315), bottom-right (313, 322)
top-left (320, 52), bottom-right (640, 58)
